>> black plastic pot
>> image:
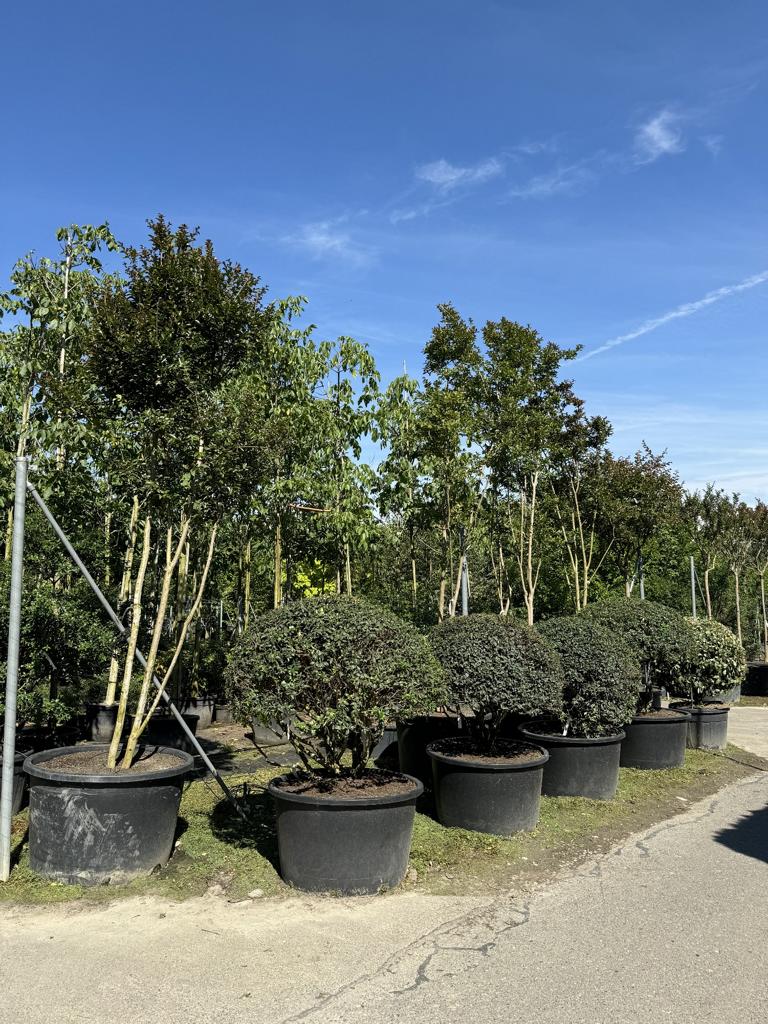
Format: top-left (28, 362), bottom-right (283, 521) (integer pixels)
top-left (744, 662), bottom-right (768, 696)
top-left (371, 724), bottom-right (398, 766)
top-left (251, 718), bottom-right (289, 747)
top-left (182, 697), bottom-right (214, 730)
top-left (672, 704), bottom-right (729, 750)
top-left (427, 738), bottom-right (548, 835)
top-left (702, 684), bottom-right (741, 704)
top-left (24, 744), bottom-right (193, 885)
top-left (396, 713), bottom-right (462, 787)
top-left (131, 713), bottom-right (200, 754)
top-left (619, 711), bottom-right (691, 769)
top-left (0, 749), bottom-right (28, 815)
top-left (85, 703), bottom-right (118, 742)
top-left (213, 702), bottom-right (233, 725)
top-left (519, 723), bottom-right (624, 800)
top-left (268, 772), bottom-right (423, 894)
top-left (17, 723), bottom-right (80, 753)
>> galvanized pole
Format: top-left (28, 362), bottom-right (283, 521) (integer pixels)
top-left (26, 481), bottom-right (243, 816)
top-left (0, 457), bottom-right (28, 881)
top-left (690, 556), bottom-right (697, 619)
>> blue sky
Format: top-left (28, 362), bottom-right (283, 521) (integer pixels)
top-left (3, 1), bottom-right (767, 496)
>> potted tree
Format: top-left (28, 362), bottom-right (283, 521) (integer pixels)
top-left (668, 618), bottom-right (746, 750)
top-left (225, 595), bottom-right (445, 895)
top-left (583, 598), bottom-right (693, 769)
top-left (523, 616), bottom-right (642, 799)
top-left (426, 614), bottom-right (564, 835)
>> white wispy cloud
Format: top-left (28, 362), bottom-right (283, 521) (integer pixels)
top-left (579, 270), bottom-right (768, 361)
top-left (415, 157), bottom-right (503, 191)
top-left (508, 159), bottom-right (596, 199)
top-left (633, 108), bottom-right (686, 164)
top-left (701, 134), bottom-right (724, 156)
top-left (282, 218), bottom-right (373, 266)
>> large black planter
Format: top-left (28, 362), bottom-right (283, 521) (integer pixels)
top-left (427, 738), bottom-right (548, 835)
top-left (24, 744), bottom-right (193, 885)
top-left (251, 718), bottom-right (289, 747)
top-left (0, 749), bottom-right (27, 815)
top-left (703, 684), bottom-right (741, 705)
top-left (744, 662), bottom-right (768, 696)
top-left (268, 772), bottom-right (423, 894)
top-left (619, 711), bottom-right (691, 769)
top-left (131, 712), bottom-right (200, 754)
top-left (85, 703), bottom-right (117, 742)
top-left (673, 704), bottom-right (729, 750)
top-left (396, 713), bottom-right (462, 787)
top-left (213, 702), bottom-right (233, 725)
top-left (371, 724), bottom-right (398, 767)
top-left (182, 697), bottom-right (214, 730)
top-left (519, 723), bottom-right (624, 800)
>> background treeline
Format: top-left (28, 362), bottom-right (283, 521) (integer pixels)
top-left (1, 218), bottom-right (766, 725)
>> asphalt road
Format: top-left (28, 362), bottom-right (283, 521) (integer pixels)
top-left (1, 767), bottom-right (767, 1024)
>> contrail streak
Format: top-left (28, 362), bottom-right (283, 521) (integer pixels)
top-left (579, 269), bottom-right (768, 361)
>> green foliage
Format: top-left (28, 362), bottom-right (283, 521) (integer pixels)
top-left (429, 613), bottom-right (564, 749)
top-left (536, 616), bottom-right (642, 736)
top-left (668, 617), bottom-right (747, 704)
top-left (225, 595), bottom-right (445, 776)
top-left (581, 597), bottom-right (693, 704)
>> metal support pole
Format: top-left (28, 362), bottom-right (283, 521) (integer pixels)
top-left (690, 556), bottom-right (697, 619)
top-left (1, 457), bottom-right (28, 881)
top-left (26, 482), bottom-right (242, 816)
top-left (461, 556), bottom-right (469, 617)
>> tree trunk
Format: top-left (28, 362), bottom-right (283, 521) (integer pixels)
top-left (243, 537), bottom-right (252, 630)
top-left (734, 569), bottom-right (742, 644)
top-left (761, 573), bottom-right (768, 663)
top-left (273, 519), bottom-right (283, 608)
top-left (344, 542), bottom-right (352, 595)
top-left (704, 567), bottom-right (713, 619)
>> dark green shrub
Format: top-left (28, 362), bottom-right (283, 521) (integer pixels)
top-left (225, 595), bottom-right (445, 776)
top-left (668, 617), bottom-right (746, 704)
top-left (428, 614), bottom-right (564, 751)
top-left (536, 617), bottom-right (642, 736)
top-left (582, 597), bottom-right (692, 708)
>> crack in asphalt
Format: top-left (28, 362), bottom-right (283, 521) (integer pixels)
top-left (275, 898), bottom-right (530, 1021)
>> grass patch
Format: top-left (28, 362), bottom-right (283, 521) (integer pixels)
top-left (738, 696), bottom-right (768, 707)
top-left (1, 746), bottom-right (764, 906)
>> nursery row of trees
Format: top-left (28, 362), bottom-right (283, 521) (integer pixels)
top-left (1, 217), bottom-right (766, 724)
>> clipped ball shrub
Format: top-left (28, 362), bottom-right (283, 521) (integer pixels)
top-left (582, 597), bottom-right (692, 705)
top-left (536, 616), bottom-right (642, 737)
top-left (429, 614), bottom-right (564, 750)
top-left (225, 595), bottom-right (445, 776)
top-left (668, 617), bottom-right (746, 704)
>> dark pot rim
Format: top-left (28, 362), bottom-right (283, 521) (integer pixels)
top-left (183, 697), bottom-right (214, 706)
top-left (24, 743), bottom-right (194, 785)
top-left (129, 712), bottom-right (200, 725)
top-left (669, 703), bottom-right (730, 717)
top-left (268, 770), bottom-right (423, 808)
top-left (0, 750), bottom-right (29, 766)
top-left (630, 710), bottom-right (691, 724)
top-left (426, 736), bottom-right (549, 771)
top-left (520, 721), bottom-right (625, 746)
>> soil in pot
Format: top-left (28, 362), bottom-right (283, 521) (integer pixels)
top-left (85, 702), bottom-right (118, 742)
top-left (0, 747), bottom-right (29, 815)
top-left (520, 722), bottom-right (624, 800)
top-left (427, 737), bottom-right (548, 835)
top-left (619, 710), bottom-right (690, 770)
top-left (268, 768), bottom-right (423, 895)
top-left (24, 743), bottom-right (193, 885)
top-left (671, 703), bottom-right (730, 750)
top-left (396, 712), bottom-right (462, 786)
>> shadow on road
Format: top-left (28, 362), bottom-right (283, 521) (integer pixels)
top-left (714, 803), bottom-right (768, 864)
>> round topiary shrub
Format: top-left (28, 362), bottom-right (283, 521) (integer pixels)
top-left (668, 617), bottom-right (746, 705)
top-left (581, 597), bottom-right (693, 707)
top-left (428, 614), bottom-right (564, 751)
top-left (536, 616), bottom-right (642, 737)
top-left (225, 595), bottom-right (445, 777)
